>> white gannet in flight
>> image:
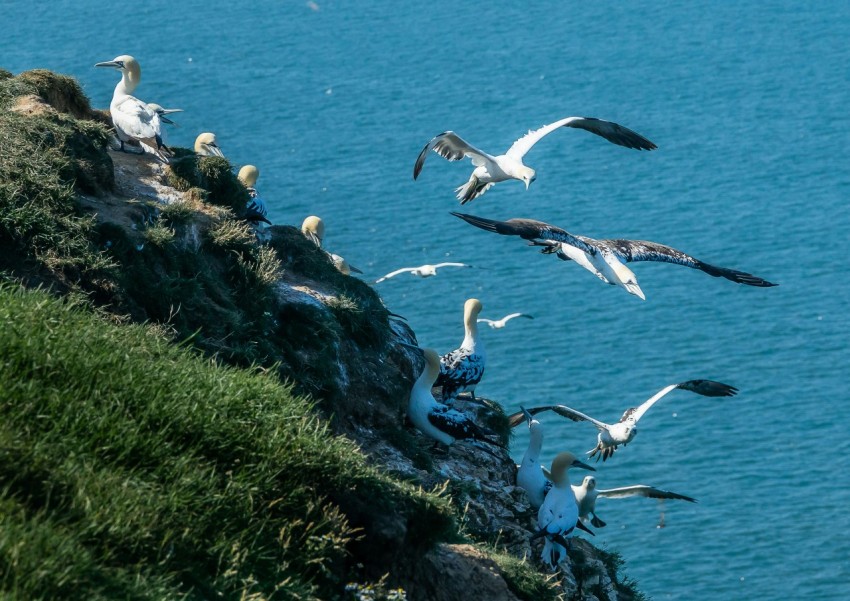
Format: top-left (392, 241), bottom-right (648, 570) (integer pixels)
top-left (95, 55), bottom-right (171, 162)
top-left (477, 312), bottom-right (534, 329)
top-left (194, 132), bottom-right (225, 157)
top-left (407, 347), bottom-right (504, 448)
top-left (572, 475), bottom-right (696, 528)
top-left (453, 212), bottom-right (777, 300)
top-left (374, 262), bottom-right (472, 283)
top-left (435, 298), bottom-right (485, 403)
top-left (534, 451), bottom-right (596, 569)
top-left (238, 165), bottom-right (271, 226)
top-left (414, 116), bottom-right (656, 204)
top-left (300, 216), bottom-right (363, 275)
top-left (516, 407), bottom-right (550, 509)
top-left (508, 380), bottom-right (738, 461)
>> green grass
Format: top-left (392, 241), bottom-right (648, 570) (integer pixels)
top-left (0, 284), bottom-right (456, 600)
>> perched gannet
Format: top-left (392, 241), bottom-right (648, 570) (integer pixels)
top-left (300, 216), bottom-right (363, 275)
top-left (453, 212), bottom-right (777, 299)
top-left (414, 117), bottom-right (655, 203)
top-left (95, 55), bottom-right (170, 162)
top-left (516, 407), bottom-right (549, 509)
top-left (435, 298), bottom-right (485, 403)
top-left (535, 452), bottom-right (595, 569)
top-left (408, 347), bottom-right (503, 448)
top-left (194, 132), bottom-right (225, 157)
top-left (237, 165), bottom-right (271, 226)
top-left (572, 476), bottom-right (696, 528)
top-left (477, 313), bottom-right (533, 329)
top-left (374, 262), bottom-right (473, 284)
top-left (509, 380), bottom-right (738, 461)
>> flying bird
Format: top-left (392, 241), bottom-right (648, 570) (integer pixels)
top-left (508, 380), bottom-right (738, 461)
top-left (238, 165), bottom-right (271, 226)
top-left (453, 212), bottom-right (777, 299)
top-left (300, 216), bottom-right (363, 275)
top-left (435, 298), bottom-right (485, 403)
top-left (194, 132), bottom-right (225, 157)
top-left (414, 116), bottom-right (656, 203)
top-left (572, 475), bottom-right (697, 528)
top-left (374, 262), bottom-right (473, 284)
top-left (477, 313), bottom-right (534, 329)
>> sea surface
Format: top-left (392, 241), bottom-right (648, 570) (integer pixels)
top-left (3, 1), bottom-right (849, 598)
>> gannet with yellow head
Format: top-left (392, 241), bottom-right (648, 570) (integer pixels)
top-left (435, 298), bottom-right (485, 403)
top-left (194, 132), bottom-right (225, 157)
top-left (572, 475), bottom-right (697, 529)
top-left (300, 216), bottom-right (362, 275)
top-left (413, 116), bottom-right (656, 204)
top-left (534, 451), bottom-right (595, 569)
top-left (407, 347), bottom-right (503, 448)
top-left (238, 165), bottom-right (271, 226)
top-left (95, 55), bottom-right (171, 162)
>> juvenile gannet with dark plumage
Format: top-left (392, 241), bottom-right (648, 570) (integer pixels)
top-left (237, 165), bottom-right (271, 226)
top-left (453, 212), bottom-right (777, 299)
top-left (408, 347), bottom-right (503, 448)
top-left (435, 298), bottom-right (485, 403)
top-left (572, 476), bottom-right (696, 528)
top-left (477, 313), bottom-right (533, 329)
top-left (534, 452), bottom-right (595, 568)
top-left (300, 216), bottom-right (363, 275)
top-left (194, 132), bottom-right (225, 157)
top-left (508, 380), bottom-right (738, 461)
top-left (414, 116), bottom-right (656, 203)
top-left (94, 55), bottom-right (171, 162)
top-left (516, 407), bottom-right (549, 509)
top-left (374, 262), bottom-right (473, 283)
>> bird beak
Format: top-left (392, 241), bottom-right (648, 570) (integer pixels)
top-left (94, 61), bottom-right (122, 69)
top-left (159, 108), bottom-right (184, 115)
top-left (206, 144), bottom-right (225, 158)
top-left (160, 115), bottom-right (177, 125)
top-left (520, 405), bottom-right (534, 425)
top-left (349, 264), bottom-right (364, 274)
top-left (624, 283), bottom-right (646, 301)
top-left (524, 179), bottom-right (531, 190)
top-left (572, 459), bottom-right (596, 472)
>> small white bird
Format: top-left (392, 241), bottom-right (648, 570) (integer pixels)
top-left (300, 216), bottom-right (363, 275)
top-left (194, 132), bottom-right (225, 157)
top-left (535, 451), bottom-right (595, 569)
top-left (453, 212), bottom-right (777, 300)
top-left (374, 262), bottom-right (472, 284)
top-left (572, 475), bottom-right (697, 528)
top-left (407, 347), bottom-right (503, 449)
top-left (516, 407), bottom-right (549, 509)
top-left (477, 313), bottom-right (534, 329)
top-left (238, 165), bottom-right (271, 226)
top-left (508, 380), bottom-right (738, 461)
top-left (95, 55), bottom-right (171, 162)
top-left (435, 298), bottom-right (485, 403)
top-left (413, 116), bottom-right (656, 203)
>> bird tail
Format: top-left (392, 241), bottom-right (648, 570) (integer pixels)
top-left (139, 138), bottom-right (171, 164)
top-left (696, 261), bottom-right (777, 287)
top-left (455, 176), bottom-right (492, 204)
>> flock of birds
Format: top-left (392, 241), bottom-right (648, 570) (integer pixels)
top-left (94, 54), bottom-right (777, 571)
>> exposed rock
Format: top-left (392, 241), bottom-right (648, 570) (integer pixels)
top-left (405, 544), bottom-right (521, 601)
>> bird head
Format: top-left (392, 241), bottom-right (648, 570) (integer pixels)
top-left (549, 451), bottom-right (595, 486)
top-left (194, 133), bottom-right (224, 157)
top-left (301, 216), bottom-right (325, 247)
top-left (582, 475), bottom-right (597, 490)
top-left (420, 348), bottom-right (442, 384)
top-left (238, 165), bottom-right (260, 188)
top-left (611, 262), bottom-right (645, 300)
top-left (522, 167), bottom-right (537, 190)
top-left (95, 55), bottom-right (137, 74)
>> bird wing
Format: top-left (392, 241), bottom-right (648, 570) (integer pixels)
top-left (427, 405), bottom-right (485, 441)
top-left (601, 239), bottom-right (777, 287)
top-left (622, 379), bottom-right (737, 425)
top-left (476, 318), bottom-right (495, 325)
top-left (502, 312), bottom-right (533, 322)
top-left (432, 262), bottom-right (470, 269)
top-left (507, 405), bottom-right (609, 430)
top-left (597, 485), bottom-right (697, 503)
top-left (437, 349), bottom-right (484, 384)
top-left (619, 384), bottom-right (678, 424)
top-left (413, 131), bottom-right (495, 179)
top-left (506, 116), bottom-right (657, 160)
top-left (451, 213), bottom-right (600, 256)
top-left (375, 267), bottom-right (416, 283)
top-left (112, 96), bottom-right (159, 139)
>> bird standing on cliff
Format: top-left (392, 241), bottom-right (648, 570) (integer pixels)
top-left (300, 216), bottom-right (363, 276)
top-left (508, 380), bottom-right (738, 461)
top-left (435, 298), bottom-right (486, 403)
top-left (453, 212), bottom-right (777, 300)
top-left (572, 475), bottom-right (697, 528)
top-left (413, 116), bottom-right (656, 203)
top-left (374, 262), bottom-right (473, 284)
top-left (194, 132), bottom-right (225, 157)
top-left (477, 312), bottom-right (534, 329)
top-left (535, 452), bottom-right (595, 569)
top-left (516, 407), bottom-right (550, 509)
top-left (95, 55), bottom-right (171, 162)
top-left (237, 165), bottom-right (271, 226)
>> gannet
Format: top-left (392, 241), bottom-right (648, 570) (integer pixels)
top-left (194, 132), bottom-right (225, 157)
top-left (516, 407), bottom-right (549, 509)
top-left (237, 165), bottom-right (271, 226)
top-left (300, 216), bottom-right (363, 275)
top-left (414, 117), bottom-right (656, 203)
top-left (453, 212), bottom-right (777, 299)
top-left (374, 262), bottom-right (473, 284)
top-left (477, 313), bottom-right (533, 329)
top-left (408, 347), bottom-right (504, 448)
top-left (146, 103), bottom-right (183, 125)
top-left (94, 55), bottom-right (171, 162)
top-left (534, 452), bottom-right (596, 569)
top-left (572, 476), bottom-right (696, 528)
top-left (509, 380), bottom-right (738, 461)
top-left (435, 298), bottom-right (485, 403)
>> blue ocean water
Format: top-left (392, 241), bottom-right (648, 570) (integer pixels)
top-left (3, 1), bottom-right (849, 598)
